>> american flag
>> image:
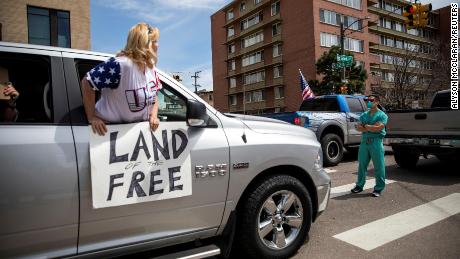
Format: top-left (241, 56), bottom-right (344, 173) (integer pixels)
top-left (299, 69), bottom-right (315, 100)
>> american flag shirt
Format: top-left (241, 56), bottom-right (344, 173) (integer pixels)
top-left (86, 56), bottom-right (162, 123)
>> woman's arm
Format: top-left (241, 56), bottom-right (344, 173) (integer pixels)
top-left (81, 78), bottom-right (107, 135)
top-left (149, 95), bottom-right (160, 131)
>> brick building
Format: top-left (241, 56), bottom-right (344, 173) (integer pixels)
top-left (0, 0), bottom-right (90, 50)
top-left (197, 90), bottom-right (215, 107)
top-left (211, 0), bottom-right (442, 113)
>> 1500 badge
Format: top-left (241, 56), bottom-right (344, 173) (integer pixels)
top-left (233, 162), bottom-right (249, 169)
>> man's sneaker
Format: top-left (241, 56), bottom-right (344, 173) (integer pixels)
top-left (372, 190), bottom-right (381, 197)
top-left (351, 186), bottom-right (363, 193)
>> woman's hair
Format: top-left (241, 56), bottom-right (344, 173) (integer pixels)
top-left (119, 23), bottom-right (159, 69)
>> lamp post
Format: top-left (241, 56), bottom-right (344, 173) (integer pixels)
top-left (340, 16), bottom-right (370, 84)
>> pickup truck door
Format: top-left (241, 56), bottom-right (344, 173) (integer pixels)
top-left (345, 97), bottom-right (365, 144)
top-left (0, 50), bottom-right (78, 257)
top-left (63, 56), bottom-right (229, 254)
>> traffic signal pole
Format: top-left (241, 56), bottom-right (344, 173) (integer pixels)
top-left (340, 21), bottom-right (345, 86)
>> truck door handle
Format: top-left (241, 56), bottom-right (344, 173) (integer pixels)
top-left (414, 113), bottom-right (427, 120)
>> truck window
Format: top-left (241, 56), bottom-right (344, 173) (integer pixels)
top-left (431, 91), bottom-right (450, 108)
top-left (157, 83), bottom-right (187, 122)
top-left (300, 98), bottom-right (340, 112)
top-left (0, 52), bottom-right (52, 123)
top-left (346, 97), bottom-right (364, 112)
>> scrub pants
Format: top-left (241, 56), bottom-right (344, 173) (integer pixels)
top-left (356, 137), bottom-right (386, 192)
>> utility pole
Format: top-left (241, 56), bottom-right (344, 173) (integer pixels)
top-left (191, 71), bottom-right (201, 94)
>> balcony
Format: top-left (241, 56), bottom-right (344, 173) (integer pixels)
top-left (224, 1), bottom-right (272, 28)
top-left (367, 0), bottom-right (378, 6)
top-left (245, 101), bottom-right (266, 111)
top-left (274, 98), bottom-right (285, 107)
top-left (367, 6), bottom-right (406, 23)
top-left (368, 26), bottom-right (432, 44)
top-left (241, 61), bottom-right (266, 73)
top-left (228, 37), bottom-right (283, 61)
top-left (226, 13), bottom-right (282, 44)
top-left (369, 44), bottom-right (436, 60)
top-left (377, 63), bottom-right (433, 75)
top-left (272, 76), bottom-right (284, 86)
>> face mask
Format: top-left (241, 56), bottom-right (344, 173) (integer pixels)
top-left (367, 101), bottom-right (373, 109)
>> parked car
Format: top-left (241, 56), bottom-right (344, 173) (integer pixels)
top-left (262, 95), bottom-right (372, 166)
top-left (0, 42), bottom-right (331, 258)
top-left (385, 89), bottom-right (460, 168)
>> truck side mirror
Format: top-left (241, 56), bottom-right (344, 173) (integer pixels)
top-left (186, 99), bottom-right (208, 127)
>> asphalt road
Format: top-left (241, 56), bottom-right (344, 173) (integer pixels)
top-left (293, 152), bottom-right (460, 259)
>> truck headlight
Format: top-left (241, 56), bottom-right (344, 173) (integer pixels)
top-left (313, 149), bottom-right (323, 171)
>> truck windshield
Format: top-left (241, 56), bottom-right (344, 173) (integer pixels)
top-left (300, 98), bottom-right (340, 112)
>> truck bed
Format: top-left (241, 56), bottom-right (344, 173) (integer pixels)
top-left (387, 108), bottom-right (460, 138)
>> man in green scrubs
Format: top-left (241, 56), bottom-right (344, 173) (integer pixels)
top-left (351, 95), bottom-right (388, 197)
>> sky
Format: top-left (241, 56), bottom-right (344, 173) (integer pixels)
top-left (90, 0), bottom-right (454, 92)
top-left (90, 0), bottom-right (233, 92)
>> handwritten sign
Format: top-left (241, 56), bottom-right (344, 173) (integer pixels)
top-left (90, 122), bottom-right (191, 209)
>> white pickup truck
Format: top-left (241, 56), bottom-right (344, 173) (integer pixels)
top-left (0, 42), bottom-right (330, 258)
top-left (385, 90), bottom-right (460, 168)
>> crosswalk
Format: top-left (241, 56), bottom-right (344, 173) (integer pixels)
top-left (325, 169), bottom-right (460, 252)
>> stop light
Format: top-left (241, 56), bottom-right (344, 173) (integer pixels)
top-left (403, 4), bottom-right (418, 29)
top-left (418, 3), bottom-right (432, 27)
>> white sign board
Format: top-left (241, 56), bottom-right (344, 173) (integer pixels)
top-left (90, 122), bottom-right (192, 209)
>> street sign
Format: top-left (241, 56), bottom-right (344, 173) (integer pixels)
top-left (335, 54), bottom-right (354, 69)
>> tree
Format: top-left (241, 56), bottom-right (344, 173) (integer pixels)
top-left (371, 40), bottom-right (449, 110)
top-left (315, 46), bottom-right (368, 95)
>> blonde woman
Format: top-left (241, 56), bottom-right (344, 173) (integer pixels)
top-left (81, 23), bottom-right (162, 136)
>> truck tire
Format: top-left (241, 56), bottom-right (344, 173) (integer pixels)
top-left (237, 175), bottom-right (312, 259)
top-left (321, 134), bottom-right (344, 167)
top-left (393, 147), bottom-right (419, 169)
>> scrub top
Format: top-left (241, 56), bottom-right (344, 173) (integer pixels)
top-left (359, 109), bottom-right (388, 139)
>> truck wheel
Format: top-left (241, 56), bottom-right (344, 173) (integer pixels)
top-left (237, 175), bottom-right (312, 259)
top-left (321, 134), bottom-right (343, 167)
top-left (393, 147), bottom-right (419, 169)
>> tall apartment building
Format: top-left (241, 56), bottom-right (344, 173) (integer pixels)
top-left (0, 0), bottom-right (90, 50)
top-left (211, 0), bottom-right (442, 113)
top-left (368, 0), bottom-right (440, 108)
top-left (211, 0), bottom-right (378, 114)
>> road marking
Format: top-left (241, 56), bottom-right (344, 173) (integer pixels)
top-left (333, 193), bottom-right (460, 251)
top-left (324, 168), bottom-right (337, 174)
top-left (330, 178), bottom-right (396, 198)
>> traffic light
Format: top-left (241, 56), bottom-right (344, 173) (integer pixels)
top-left (418, 3), bottom-right (432, 27)
top-left (403, 4), bottom-right (418, 29)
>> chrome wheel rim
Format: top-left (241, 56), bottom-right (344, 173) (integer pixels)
top-left (327, 140), bottom-right (340, 160)
top-left (257, 190), bottom-right (303, 250)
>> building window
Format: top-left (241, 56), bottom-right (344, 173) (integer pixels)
top-left (228, 43), bottom-right (235, 54)
top-left (242, 50), bottom-right (264, 67)
top-left (242, 31), bottom-right (264, 48)
top-left (244, 70), bottom-right (265, 85)
top-left (227, 26), bottom-right (235, 37)
top-left (271, 1), bottom-right (280, 16)
top-left (273, 44), bottom-right (282, 57)
top-left (241, 12), bottom-right (263, 31)
top-left (230, 95), bottom-right (237, 105)
top-left (327, 0), bottom-right (361, 10)
top-left (209, 94), bottom-right (213, 101)
top-left (227, 9), bottom-right (234, 20)
top-left (274, 66), bottom-right (283, 78)
top-left (320, 9), bottom-right (362, 31)
top-left (246, 90), bottom-right (265, 103)
top-left (272, 23), bottom-right (281, 36)
top-left (229, 77), bottom-right (236, 88)
top-left (355, 60), bottom-right (364, 68)
top-left (275, 87), bottom-right (284, 99)
top-left (228, 60), bottom-right (236, 71)
top-left (255, 0), bottom-right (262, 5)
top-left (320, 32), bottom-right (339, 47)
top-left (320, 32), bottom-right (362, 52)
top-left (240, 2), bottom-right (246, 12)
top-left (27, 6), bottom-right (70, 48)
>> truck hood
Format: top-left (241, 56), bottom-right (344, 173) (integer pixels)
top-left (224, 113), bottom-right (316, 138)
